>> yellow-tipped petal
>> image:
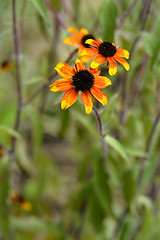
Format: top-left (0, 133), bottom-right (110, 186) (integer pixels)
top-left (74, 59), bottom-right (87, 71)
top-left (117, 49), bottom-right (130, 59)
top-left (94, 76), bottom-right (112, 89)
top-left (108, 66), bottom-right (117, 76)
top-left (80, 49), bottom-right (89, 56)
top-left (81, 91), bottom-right (93, 114)
top-left (107, 57), bottom-right (117, 76)
top-left (114, 55), bottom-right (130, 71)
top-left (49, 79), bottom-right (73, 92)
top-left (90, 86), bottom-right (108, 106)
top-left (80, 28), bottom-right (89, 35)
top-left (63, 36), bottom-right (77, 45)
top-left (91, 60), bottom-right (100, 69)
top-left (61, 100), bottom-right (68, 110)
top-left (61, 88), bottom-right (79, 110)
top-left (55, 63), bottom-right (74, 78)
top-left (85, 105), bottom-right (92, 114)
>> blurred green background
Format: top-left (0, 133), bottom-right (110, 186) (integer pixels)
top-left (0, 0), bottom-right (160, 239)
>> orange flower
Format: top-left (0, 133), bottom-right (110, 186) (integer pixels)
top-left (80, 39), bottom-right (130, 76)
top-left (49, 59), bottom-right (111, 114)
top-left (63, 28), bottom-right (95, 62)
top-left (0, 145), bottom-right (4, 158)
top-left (0, 60), bottom-right (12, 73)
top-left (11, 191), bottom-right (32, 211)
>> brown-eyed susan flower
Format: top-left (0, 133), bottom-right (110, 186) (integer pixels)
top-left (49, 59), bottom-right (111, 114)
top-left (63, 28), bottom-right (95, 62)
top-left (11, 191), bottom-right (32, 211)
top-left (0, 60), bottom-right (12, 73)
top-left (80, 39), bottom-right (130, 76)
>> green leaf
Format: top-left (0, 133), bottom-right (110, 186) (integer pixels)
top-left (142, 31), bottom-right (156, 56)
top-left (136, 195), bottom-right (152, 210)
top-left (25, 76), bottom-right (45, 85)
top-left (87, 193), bottom-right (106, 231)
top-left (0, 125), bottom-right (20, 139)
top-left (105, 135), bottom-right (131, 167)
top-left (0, 30), bottom-right (10, 42)
top-left (122, 170), bottom-right (136, 206)
top-left (0, 156), bottom-right (10, 238)
top-left (16, 139), bottom-right (35, 175)
top-left (11, 216), bottom-right (61, 234)
top-left (124, 146), bottom-right (147, 158)
top-left (74, 0), bottom-right (81, 17)
top-left (92, 149), bottom-right (112, 214)
top-left (150, 15), bottom-right (160, 68)
top-left (30, 0), bottom-right (47, 22)
top-left (100, 0), bottom-right (117, 42)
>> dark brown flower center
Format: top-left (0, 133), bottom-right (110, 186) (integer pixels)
top-left (81, 34), bottom-right (95, 48)
top-left (72, 70), bottom-right (94, 92)
top-left (1, 60), bottom-right (9, 68)
top-left (98, 42), bottom-right (116, 57)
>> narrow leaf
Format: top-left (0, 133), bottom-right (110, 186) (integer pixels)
top-left (100, 0), bottom-right (117, 42)
top-left (105, 135), bottom-right (131, 167)
top-left (30, 0), bottom-right (47, 22)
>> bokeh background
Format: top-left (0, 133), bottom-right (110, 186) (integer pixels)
top-left (0, 0), bottom-right (160, 239)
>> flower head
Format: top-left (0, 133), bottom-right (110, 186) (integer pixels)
top-left (80, 39), bottom-right (130, 76)
top-left (0, 60), bottom-right (12, 73)
top-left (49, 59), bottom-right (111, 114)
top-left (63, 28), bottom-right (95, 62)
top-left (11, 191), bottom-right (32, 211)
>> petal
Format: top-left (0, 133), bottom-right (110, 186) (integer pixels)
top-left (116, 49), bottom-right (129, 59)
top-left (88, 67), bottom-right (101, 77)
top-left (91, 54), bottom-right (106, 69)
top-left (74, 59), bottom-right (87, 71)
top-left (80, 48), bottom-right (99, 56)
top-left (78, 45), bottom-right (85, 53)
top-left (90, 86), bottom-right (107, 105)
top-left (107, 57), bottom-right (117, 76)
top-left (81, 91), bottom-right (93, 114)
top-left (61, 88), bottom-right (79, 110)
top-left (114, 55), bottom-right (130, 71)
top-left (80, 55), bottom-right (94, 63)
top-left (85, 39), bottom-right (99, 48)
top-left (94, 76), bottom-right (111, 89)
top-left (80, 28), bottom-right (89, 35)
top-left (55, 63), bottom-right (75, 78)
top-left (63, 36), bottom-right (78, 45)
top-left (98, 39), bottom-right (103, 45)
top-left (49, 79), bottom-right (73, 92)
top-left (67, 28), bottom-right (80, 36)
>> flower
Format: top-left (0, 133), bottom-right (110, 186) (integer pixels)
top-left (63, 28), bottom-right (95, 62)
top-left (80, 39), bottom-right (130, 76)
top-left (11, 191), bottom-right (32, 211)
top-left (0, 60), bottom-right (12, 73)
top-left (49, 59), bottom-right (111, 114)
top-left (0, 145), bottom-right (4, 158)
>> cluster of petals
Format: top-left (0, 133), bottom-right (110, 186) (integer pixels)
top-left (80, 39), bottom-right (130, 76)
top-left (50, 28), bottom-right (130, 114)
top-left (63, 28), bottom-right (95, 62)
top-left (50, 59), bottom-right (111, 114)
